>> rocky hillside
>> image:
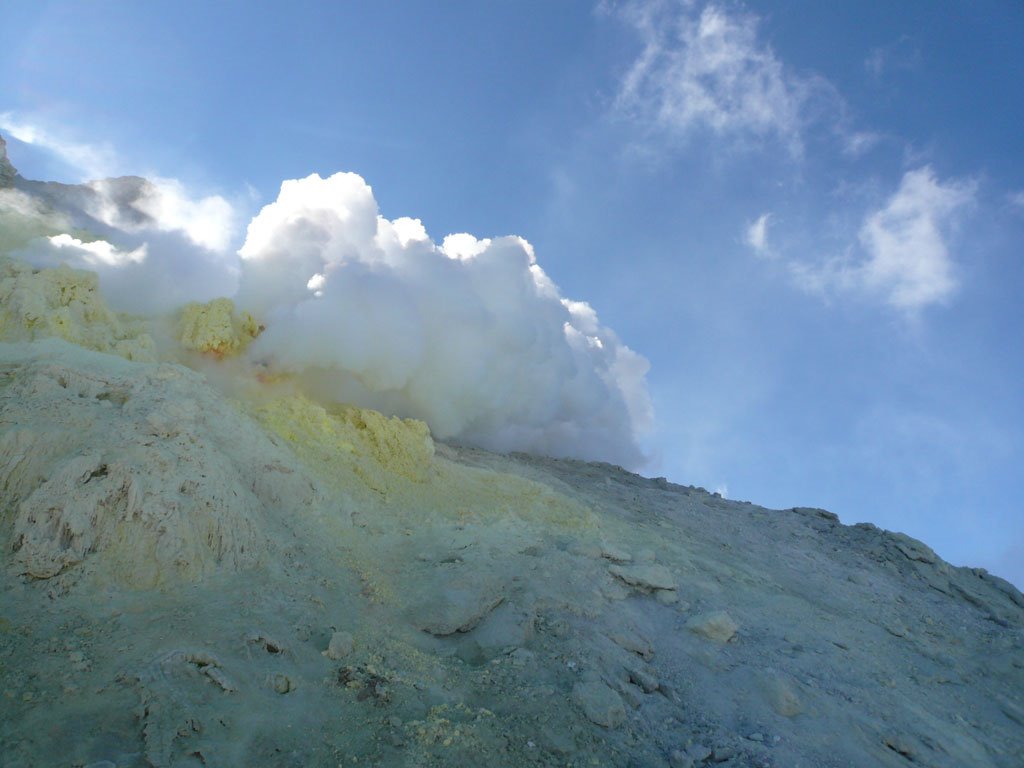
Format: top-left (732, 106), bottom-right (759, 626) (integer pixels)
top-left (0, 148), bottom-right (1022, 767)
top-left (0, 314), bottom-right (1022, 767)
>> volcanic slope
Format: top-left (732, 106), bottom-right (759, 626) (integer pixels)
top-left (0, 264), bottom-right (1020, 768)
top-left (0, 142), bottom-right (1021, 766)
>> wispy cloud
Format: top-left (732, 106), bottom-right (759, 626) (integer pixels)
top-left (841, 130), bottom-right (882, 157)
top-left (745, 212), bottom-right (771, 256)
top-left (610, 1), bottom-right (811, 153)
top-left (864, 36), bottom-right (922, 80)
top-left (1, 112), bottom-right (235, 253)
top-left (855, 167), bottom-right (975, 310)
top-left (0, 112), bottom-right (119, 179)
top-left (750, 167), bottom-right (976, 313)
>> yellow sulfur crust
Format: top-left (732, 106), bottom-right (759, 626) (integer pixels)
top-left (0, 257), bottom-right (155, 361)
top-left (176, 297), bottom-right (261, 357)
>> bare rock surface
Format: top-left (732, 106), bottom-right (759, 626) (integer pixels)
top-left (0, 334), bottom-right (1023, 768)
top-left (0, 134), bottom-right (16, 188)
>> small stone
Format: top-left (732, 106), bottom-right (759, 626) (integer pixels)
top-left (600, 544), bottom-right (633, 564)
top-left (627, 665), bottom-right (659, 693)
top-left (655, 589), bottom-right (680, 605)
top-left (609, 563), bottom-right (676, 591)
top-left (608, 627), bottom-right (654, 660)
top-left (573, 680), bottom-right (627, 728)
top-left (711, 746), bottom-right (736, 762)
top-left (602, 581), bottom-right (631, 601)
top-left (537, 724), bottom-right (576, 755)
top-left (763, 675), bottom-right (801, 717)
top-left (747, 732), bottom-right (764, 742)
top-left (509, 648), bottom-right (536, 667)
top-left (669, 750), bottom-right (695, 768)
top-left (686, 611), bottom-right (739, 643)
top-left (618, 681), bottom-right (644, 708)
top-left (269, 673), bottom-right (294, 694)
top-left (686, 744), bottom-right (712, 762)
top-left (882, 733), bottom-right (921, 759)
top-left (323, 631), bottom-right (355, 660)
top-left (884, 623), bottom-right (908, 639)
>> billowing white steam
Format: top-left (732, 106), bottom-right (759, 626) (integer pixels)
top-left (8, 160), bottom-right (652, 467)
top-left (238, 172), bottom-right (652, 468)
top-left (6, 176), bottom-right (238, 313)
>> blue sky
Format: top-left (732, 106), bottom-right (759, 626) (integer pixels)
top-left (2, 1), bottom-right (1022, 587)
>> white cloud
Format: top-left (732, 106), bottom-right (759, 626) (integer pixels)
top-left (442, 232), bottom-right (492, 261)
top-left (46, 233), bottom-right (147, 267)
top-left (841, 130), bottom-right (881, 157)
top-left (856, 167), bottom-right (975, 310)
top-left (772, 167), bottom-right (976, 313)
top-left (864, 49), bottom-right (886, 79)
top-left (237, 171), bottom-right (653, 468)
top-left (745, 212), bottom-right (771, 255)
top-left (864, 37), bottom-right (921, 80)
top-left (612, 1), bottom-right (807, 152)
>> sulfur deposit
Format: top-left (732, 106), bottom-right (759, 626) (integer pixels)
top-left (0, 157), bottom-right (1022, 767)
top-left (175, 297), bottom-right (260, 358)
top-left (0, 257), bottom-right (155, 361)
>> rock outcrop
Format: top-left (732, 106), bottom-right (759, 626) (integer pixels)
top-left (0, 133), bottom-right (17, 188)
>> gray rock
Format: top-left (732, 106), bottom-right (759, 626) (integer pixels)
top-left (269, 672), bottom-right (294, 694)
top-left (0, 134), bottom-right (17, 188)
top-left (655, 588), bottom-right (680, 605)
top-left (609, 563), bottom-right (676, 591)
top-left (686, 611), bottom-right (739, 642)
top-left (711, 745), bottom-right (736, 762)
top-left (409, 579), bottom-right (506, 636)
top-left (618, 680), bottom-right (644, 708)
top-left (573, 680), bottom-right (627, 728)
top-left (600, 543), bottom-right (633, 563)
top-left (890, 531), bottom-right (938, 564)
top-left (686, 744), bottom-right (713, 762)
top-left (607, 626), bottom-right (654, 659)
top-left (323, 630), bottom-right (355, 660)
top-left (626, 664), bottom-right (659, 693)
top-left (762, 673), bottom-right (802, 717)
top-left (468, 601), bottom-right (535, 652)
